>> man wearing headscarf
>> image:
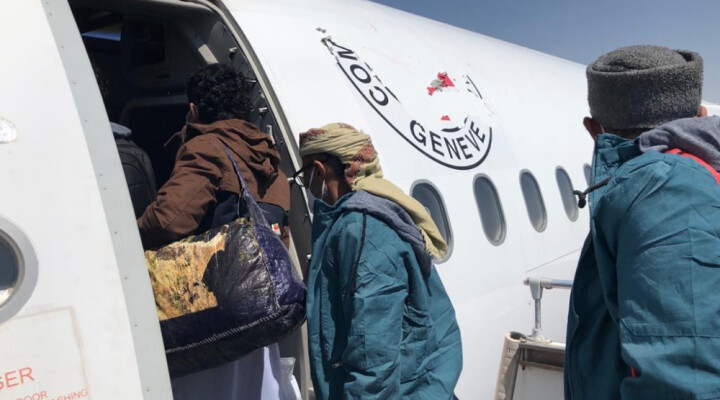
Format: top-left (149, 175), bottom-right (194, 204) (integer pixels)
top-left (296, 123), bottom-right (462, 399)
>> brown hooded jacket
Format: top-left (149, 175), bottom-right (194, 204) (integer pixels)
top-left (137, 119), bottom-right (290, 248)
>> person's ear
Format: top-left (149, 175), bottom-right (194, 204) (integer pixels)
top-left (698, 105), bottom-right (708, 117)
top-left (583, 117), bottom-right (603, 141)
top-left (306, 159), bottom-right (327, 196)
top-left (188, 103), bottom-right (200, 123)
top-left (313, 160), bottom-right (327, 182)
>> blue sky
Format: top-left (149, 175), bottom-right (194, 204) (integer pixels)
top-left (372, 0), bottom-right (720, 103)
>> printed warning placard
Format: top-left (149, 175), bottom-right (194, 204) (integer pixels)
top-left (0, 309), bottom-right (90, 400)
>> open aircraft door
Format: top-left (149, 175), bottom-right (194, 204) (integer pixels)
top-left (0, 1), bottom-right (172, 399)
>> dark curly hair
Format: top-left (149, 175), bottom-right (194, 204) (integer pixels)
top-left (186, 64), bottom-right (253, 124)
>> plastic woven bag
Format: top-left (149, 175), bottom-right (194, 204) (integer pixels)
top-left (145, 144), bottom-right (306, 377)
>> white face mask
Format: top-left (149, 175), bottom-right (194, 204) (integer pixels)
top-left (306, 166), bottom-right (328, 209)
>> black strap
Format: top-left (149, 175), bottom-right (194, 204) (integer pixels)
top-left (215, 139), bottom-right (245, 219)
top-left (349, 211), bottom-right (367, 295)
top-left (573, 177), bottom-right (611, 209)
top-left (221, 142), bottom-right (271, 227)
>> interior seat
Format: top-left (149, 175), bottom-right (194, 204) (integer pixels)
top-left (113, 122), bottom-right (158, 218)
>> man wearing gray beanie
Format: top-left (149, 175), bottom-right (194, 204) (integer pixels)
top-left (566, 45), bottom-right (720, 400)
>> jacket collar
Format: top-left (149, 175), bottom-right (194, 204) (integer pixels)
top-left (311, 192), bottom-right (355, 240)
top-left (591, 133), bottom-right (641, 184)
top-left (582, 134), bottom-right (641, 209)
top-left (163, 119), bottom-right (281, 181)
top-left (593, 116), bottom-right (720, 184)
top-left (586, 117), bottom-right (720, 209)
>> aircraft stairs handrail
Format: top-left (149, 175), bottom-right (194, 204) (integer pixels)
top-left (494, 277), bottom-right (573, 400)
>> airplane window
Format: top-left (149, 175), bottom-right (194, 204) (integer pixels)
top-left (0, 235), bottom-right (18, 307)
top-left (411, 181), bottom-right (453, 261)
top-left (556, 167), bottom-right (579, 221)
top-left (583, 164), bottom-right (591, 186)
top-left (520, 171), bottom-right (547, 232)
top-left (0, 221), bottom-right (38, 323)
top-left (473, 175), bottom-right (506, 245)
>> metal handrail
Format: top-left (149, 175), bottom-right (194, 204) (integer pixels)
top-left (523, 277), bottom-right (573, 289)
top-left (523, 277), bottom-right (573, 342)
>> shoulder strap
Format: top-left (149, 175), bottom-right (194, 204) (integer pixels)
top-left (575, 148), bottom-right (720, 209)
top-left (666, 148), bottom-right (720, 185)
top-left (349, 211), bottom-right (367, 295)
top-left (221, 143), bottom-right (271, 227)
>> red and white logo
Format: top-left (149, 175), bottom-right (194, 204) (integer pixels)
top-left (323, 38), bottom-right (496, 170)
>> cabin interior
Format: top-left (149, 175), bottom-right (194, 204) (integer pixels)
top-left (68, 0), bottom-right (311, 394)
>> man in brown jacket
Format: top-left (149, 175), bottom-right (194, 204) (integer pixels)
top-left (138, 64), bottom-right (292, 399)
top-left (137, 64), bottom-right (290, 249)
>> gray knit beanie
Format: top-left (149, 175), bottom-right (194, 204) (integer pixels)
top-left (587, 45), bottom-right (703, 129)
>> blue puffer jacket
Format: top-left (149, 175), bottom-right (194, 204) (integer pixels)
top-left (306, 190), bottom-right (463, 400)
top-left (565, 116), bottom-right (720, 399)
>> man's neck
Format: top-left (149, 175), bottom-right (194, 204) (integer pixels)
top-left (323, 187), bottom-right (352, 206)
top-left (606, 127), bottom-right (651, 140)
top-left (324, 184), bottom-right (352, 205)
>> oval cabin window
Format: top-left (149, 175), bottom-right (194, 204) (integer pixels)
top-left (473, 176), bottom-right (507, 245)
top-left (556, 167), bottom-right (579, 221)
top-left (583, 164), bottom-right (591, 186)
top-left (0, 236), bottom-right (17, 307)
top-left (520, 171), bottom-right (547, 232)
top-left (411, 181), bottom-right (453, 261)
top-left (0, 220), bottom-right (39, 324)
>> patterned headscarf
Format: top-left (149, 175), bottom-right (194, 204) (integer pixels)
top-left (299, 123), bottom-right (448, 260)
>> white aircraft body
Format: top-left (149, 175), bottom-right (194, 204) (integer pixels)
top-left (1, 0), bottom-right (717, 399)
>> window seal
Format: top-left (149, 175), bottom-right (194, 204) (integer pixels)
top-left (556, 167), bottom-right (579, 222)
top-left (519, 170), bottom-right (548, 233)
top-left (583, 164), bottom-right (591, 186)
top-left (473, 173), bottom-right (507, 246)
top-left (410, 180), bottom-right (454, 263)
top-left (0, 216), bottom-right (38, 324)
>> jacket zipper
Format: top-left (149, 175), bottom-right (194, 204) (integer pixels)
top-left (568, 141), bottom-right (600, 400)
top-left (588, 144), bottom-right (598, 232)
top-left (567, 289), bottom-right (580, 400)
